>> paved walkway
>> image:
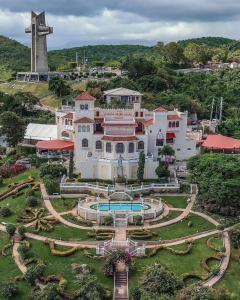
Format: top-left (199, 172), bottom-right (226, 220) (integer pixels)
top-left (169, 208), bottom-right (220, 226)
top-left (12, 241), bottom-right (27, 273)
top-left (203, 231), bottom-right (231, 287)
top-left (115, 229), bottom-right (127, 241)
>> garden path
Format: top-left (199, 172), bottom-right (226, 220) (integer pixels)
top-left (203, 231), bottom-right (231, 287)
top-left (12, 237), bottom-right (27, 273)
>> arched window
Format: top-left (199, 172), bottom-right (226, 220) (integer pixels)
top-left (82, 125), bottom-right (86, 132)
top-left (128, 142), bottom-right (134, 153)
top-left (138, 141), bottom-right (144, 151)
top-left (168, 121), bottom-right (172, 128)
top-left (82, 138), bottom-right (88, 148)
top-left (86, 125), bottom-right (90, 132)
top-left (176, 121), bottom-right (179, 127)
top-left (116, 143), bottom-right (124, 153)
top-left (61, 131), bottom-right (70, 138)
top-left (106, 142), bottom-right (112, 153)
top-left (172, 121), bottom-right (176, 127)
top-left (78, 125), bottom-right (82, 132)
top-left (96, 140), bottom-right (102, 150)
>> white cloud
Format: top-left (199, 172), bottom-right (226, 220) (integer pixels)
top-left (0, 8), bottom-right (239, 49)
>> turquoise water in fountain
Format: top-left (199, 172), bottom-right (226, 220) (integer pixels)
top-left (93, 203), bottom-right (148, 211)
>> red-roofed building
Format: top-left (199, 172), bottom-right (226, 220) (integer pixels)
top-left (153, 107), bottom-right (168, 113)
top-left (202, 134), bottom-right (240, 153)
top-left (75, 91), bottom-right (96, 101)
top-left (51, 88), bottom-right (198, 179)
top-left (74, 117), bottom-right (94, 124)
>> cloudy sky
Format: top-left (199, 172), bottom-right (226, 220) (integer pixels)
top-left (0, 0), bottom-right (239, 49)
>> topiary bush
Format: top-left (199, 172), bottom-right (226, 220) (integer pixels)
top-left (103, 215), bottom-right (113, 226)
top-left (18, 226), bottom-right (26, 239)
top-left (6, 224), bottom-right (16, 237)
top-left (0, 206), bottom-right (12, 217)
top-left (0, 282), bottom-right (19, 299)
top-left (27, 196), bottom-right (38, 207)
top-left (25, 263), bottom-right (46, 285)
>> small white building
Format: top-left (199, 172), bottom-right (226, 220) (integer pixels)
top-left (36, 89), bottom-right (199, 180)
top-left (103, 87), bottom-right (143, 107)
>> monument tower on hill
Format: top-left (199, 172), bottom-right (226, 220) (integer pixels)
top-left (25, 11), bottom-right (53, 73)
top-left (17, 11), bottom-right (56, 81)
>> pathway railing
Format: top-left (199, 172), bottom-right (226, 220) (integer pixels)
top-left (60, 181), bottom-right (180, 194)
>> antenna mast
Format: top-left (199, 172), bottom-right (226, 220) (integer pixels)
top-left (219, 97), bottom-right (223, 121)
top-left (210, 98), bottom-right (215, 121)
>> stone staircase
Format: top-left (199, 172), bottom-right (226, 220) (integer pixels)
top-left (114, 271), bottom-right (128, 300)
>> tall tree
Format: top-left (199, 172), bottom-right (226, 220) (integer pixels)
top-left (0, 112), bottom-right (26, 147)
top-left (69, 150), bottom-right (74, 179)
top-left (162, 42), bottom-right (186, 66)
top-left (137, 152), bottom-right (145, 182)
top-left (184, 43), bottom-right (210, 66)
top-left (49, 77), bottom-right (71, 98)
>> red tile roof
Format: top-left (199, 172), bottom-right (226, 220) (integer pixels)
top-left (36, 140), bottom-right (74, 151)
top-left (74, 117), bottom-right (94, 124)
top-left (167, 115), bottom-right (181, 120)
top-left (63, 112), bottom-right (74, 119)
top-left (102, 136), bottom-right (138, 142)
top-left (153, 107), bottom-right (168, 112)
top-left (75, 91), bottom-right (96, 101)
top-left (202, 134), bottom-right (240, 150)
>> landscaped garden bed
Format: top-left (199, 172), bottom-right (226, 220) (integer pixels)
top-left (129, 237), bottom-right (223, 292)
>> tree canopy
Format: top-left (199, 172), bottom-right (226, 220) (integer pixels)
top-left (187, 153), bottom-right (240, 216)
top-left (0, 111), bottom-right (26, 147)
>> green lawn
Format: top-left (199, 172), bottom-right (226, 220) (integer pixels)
top-left (146, 214), bottom-right (216, 241)
top-left (51, 197), bottom-right (78, 213)
top-left (216, 247), bottom-right (240, 295)
top-left (154, 210), bottom-right (182, 224)
top-left (27, 223), bottom-right (93, 242)
top-left (0, 190), bottom-right (43, 225)
top-left (0, 168), bottom-right (39, 194)
top-left (160, 195), bottom-right (188, 209)
top-left (29, 239), bottom-right (113, 292)
top-left (0, 232), bottom-right (32, 300)
top-left (129, 237), bottom-right (221, 291)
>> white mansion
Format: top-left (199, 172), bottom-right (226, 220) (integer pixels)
top-left (36, 88), bottom-right (198, 180)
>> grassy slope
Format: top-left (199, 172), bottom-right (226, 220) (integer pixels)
top-left (0, 168), bottom-right (39, 194)
top-left (216, 247), bottom-right (240, 295)
top-left (160, 195), bottom-right (188, 209)
top-left (27, 223), bottom-right (92, 241)
top-left (129, 237), bottom-right (222, 291)
top-left (0, 232), bottom-right (31, 300)
top-left (149, 214), bottom-right (216, 241)
top-left (0, 81), bottom-right (86, 108)
top-left (51, 198), bottom-right (78, 213)
top-left (29, 239), bottom-right (113, 291)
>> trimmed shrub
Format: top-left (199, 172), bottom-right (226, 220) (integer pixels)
top-left (6, 224), bottom-right (16, 237)
top-left (0, 282), bottom-right (18, 299)
top-left (103, 215), bottom-right (113, 226)
top-left (0, 207), bottom-right (12, 217)
top-left (27, 196), bottom-right (38, 207)
top-left (18, 226), bottom-right (26, 239)
top-left (25, 264), bottom-right (46, 285)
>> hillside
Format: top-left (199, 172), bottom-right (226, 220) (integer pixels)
top-left (0, 35), bottom-right (30, 72)
top-left (178, 36), bottom-right (236, 48)
top-left (48, 44), bottom-right (153, 70)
